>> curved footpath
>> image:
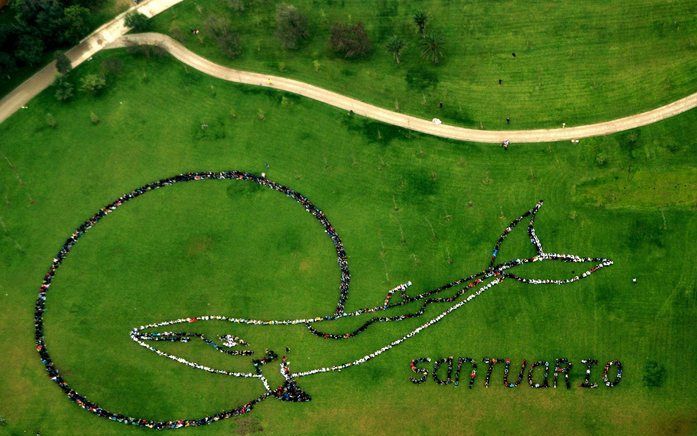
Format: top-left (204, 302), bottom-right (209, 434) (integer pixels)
top-left (0, 0), bottom-right (183, 125)
top-left (112, 34), bottom-right (697, 144)
top-left (2, 26), bottom-right (696, 143)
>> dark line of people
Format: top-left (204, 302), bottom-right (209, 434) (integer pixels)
top-left (33, 171), bottom-right (617, 429)
top-left (410, 357), bottom-right (622, 389)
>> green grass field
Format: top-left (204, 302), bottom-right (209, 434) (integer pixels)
top-left (0, 46), bottom-right (695, 434)
top-left (149, 0), bottom-right (697, 129)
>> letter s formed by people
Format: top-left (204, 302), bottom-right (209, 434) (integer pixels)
top-left (409, 357), bottom-right (431, 384)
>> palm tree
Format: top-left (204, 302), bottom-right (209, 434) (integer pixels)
top-left (385, 35), bottom-right (406, 64)
top-left (413, 10), bottom-right (428, 36)
top-left (420, 32), bottom-right (445, 64)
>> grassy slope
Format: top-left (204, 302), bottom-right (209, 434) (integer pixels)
top-left (0, 0), bottom-right (132, 97)
top-left (148, 0), bottom-right (697, 129)
top-left (0, 49), bottom-right (695, 435)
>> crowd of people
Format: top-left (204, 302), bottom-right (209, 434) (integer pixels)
top-left (581, 358), bottom-right (599, 388)
top-left (432, 357), bottom-right (454, 385)
top-left (410, 357), bottom-right (478, 388)
top-left (409, 357), bottom-right (431, 384)
top-left (603, 360), bottom-right (623, 387)
top-left (553, 358), bottom-right (573, 389)
top-left (503, 357), bottom-right (525, 388)
top-left (297, 278), bottom-right (505, 379)
top-left (411, 357), bottom-right (620, 390)
top-left (307, 199), bottom-right (612, 341)
top-left (134, 331), bottom-right (254, 356)
top-left (527, 361), bottom-right (551, 388)
top-left (130, 316), bottom-right (266, 378)
top-left (249, 199), bottom-right (613, 380)
top-left (34, 171), bottom-right (351, 429)
top-left (33, 171), bottom-right (615, 428)
top-left (455, 358), bottom-right (478, 388)
top-left (274, 379), bottom-right (311, 402)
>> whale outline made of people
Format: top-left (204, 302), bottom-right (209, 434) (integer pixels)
top-left (34, 171), bottom-right (613, 430)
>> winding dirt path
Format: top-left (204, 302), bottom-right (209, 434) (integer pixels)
top-left (109, 33), bottom-right (697, 144)
top-left (3, 26), bottom-right (695, 142)
top-left (0, 0), bottom-right (183, 125)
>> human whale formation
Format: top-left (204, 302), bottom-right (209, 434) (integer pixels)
top-left (35, 171), bottom-right (613, 429)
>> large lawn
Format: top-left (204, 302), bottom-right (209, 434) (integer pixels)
top-left (149, 0), bottom-right (697, 129)
top-left (0, 49), bottom-right (695, 434)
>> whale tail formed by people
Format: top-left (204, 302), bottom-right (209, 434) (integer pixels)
top-left (36, 172), bottom-right (615, 429)
top-left (483, 200), bottom-right (613, 284)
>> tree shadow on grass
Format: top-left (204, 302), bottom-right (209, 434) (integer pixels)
top-left (341, 112), bottom-right (417, 145)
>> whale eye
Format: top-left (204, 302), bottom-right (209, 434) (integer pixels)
top-left (218, 334), bottom-right (248, 348)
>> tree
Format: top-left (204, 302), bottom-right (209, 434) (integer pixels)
top-left (0, 51), bottom-right (16, 76)
top-left (275, 4), bottom-right (309, 50)
top-left (15, 34), bottom-right (44, 66)
top-left (12, 0), bottom-right (65, 43)
top-left (642, 361), bottom-right (666, 387)
top-left (125, 12), bottom-right (151, 32)
top-left (385, 35), bottom-right (405, 64)
top-left (55, 51), bottom-right (72, 74)
top-left (205, 17), bottom-right (242, 59)
top-left (53, 74), bottom-right (74, 101)
top-left (61, 5), bottom-right (90, 44)
top-left (0, 23), bottom-right (17, 75)
top-left (80, 73), bottom-right (106, 95)
top-left (413, 10), bottom-right (428, 36)
top-left (420, 32), bottom-right (445, 64)
top-left (330, 22), bottom-right (372, 59)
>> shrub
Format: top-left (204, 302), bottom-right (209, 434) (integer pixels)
top-left (413, 10), bottom-right (428, 36)
top-left (46, 113), bottom-right (57, 129)
top-left (643, 360), bottom-right (666, 388)
top-left (421, 32), bottom-right (445, 64)
top-left (330, 22), bottom-right (372, 59)
top-left (276, 4), bottom-right (310, 50)
top-left (55, 52), bottom-right (72, 74)
top-left (80, 74), bottom-right (106, 95)
top-left (90, 111), bottom-right (100, 125)
top-left (53, 74), bottom-right (74, 102)
top-left (205, 17), bottom-right (242, 59)
top-left (385, 35), bottom-right (406, 64)
top-left (15, 34), bottom-right (44, 66)
top-left (125, 12), bottom-right (151, 32)
top-left (61, 5), bottom-right (90, 44)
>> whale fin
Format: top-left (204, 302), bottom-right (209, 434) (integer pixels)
top-left (383, 281), bottom-right (413, 307)
top-left (488, 200), bottom-right (544, 269)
